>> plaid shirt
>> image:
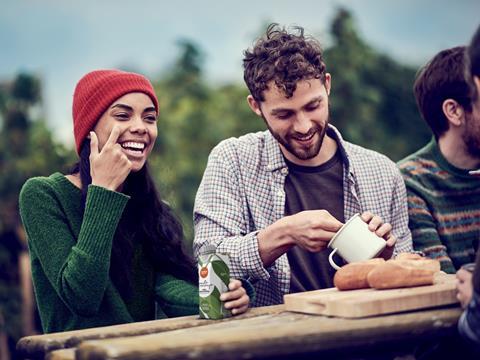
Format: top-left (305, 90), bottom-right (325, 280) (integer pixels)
top-left (193, 125), bottom-right (412, 306)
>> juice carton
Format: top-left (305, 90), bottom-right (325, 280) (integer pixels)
top-left (198, 244), bottom-right (231, 319)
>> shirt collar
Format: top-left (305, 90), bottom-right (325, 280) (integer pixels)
top-left (326, 125), bottom-right (354, 180)
top-left (264, 132), bottom-right (287, 172)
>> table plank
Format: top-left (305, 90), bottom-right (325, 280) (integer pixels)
top-left (76, 306), bottom-right (462, 360)
top-left (17, 305), bottom-right (284, 359)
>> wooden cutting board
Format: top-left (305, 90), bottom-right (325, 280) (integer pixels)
top-left (283, 274), bottom-right (458, 318)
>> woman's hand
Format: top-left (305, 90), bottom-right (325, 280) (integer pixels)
top-left (90, 126), bottom-right (132, 191)
top-left (220, 279), bottom-right (249, 315)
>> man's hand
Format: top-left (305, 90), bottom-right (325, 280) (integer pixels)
top-left (456, 268), bottom-right (473, 308)
top-left (90, 126), bottom-right (132, 191)
top-left (360, 211), bottom-right (396, 259)
top-left (285, 210), bottom-right (344, 252)
top-left (257, 209), bottom-right (343, 266)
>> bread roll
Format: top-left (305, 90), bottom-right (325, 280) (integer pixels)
top-left (392, 258), bottom-right (440, 272)
top-left (394, 253), bottom-right (424, 261)
top-left (334, 258), bottom-right (385, 290)
top-left (367, 261), bottom-right (435, 289)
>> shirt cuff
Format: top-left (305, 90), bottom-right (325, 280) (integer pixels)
top-left (237, 231), bottom-right (271, 281)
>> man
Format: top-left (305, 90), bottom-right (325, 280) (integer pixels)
top-left (398, 46), bottom-right (480, 274)
top-left (193, 24), bottom-right (412, 306)
top-left (457, 24), bottom-right (480, 348)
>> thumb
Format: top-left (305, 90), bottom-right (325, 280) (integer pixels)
top-left (228, 279), bottom-right (241, 291)
top-left (322, 217), bottom-right (343, 232)
top-left (89, 131), bottom-right (99, 157)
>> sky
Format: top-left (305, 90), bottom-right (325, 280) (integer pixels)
top-left (1, 0), bottom-right (479, 147)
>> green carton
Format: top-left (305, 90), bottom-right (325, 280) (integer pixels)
top-left (198, 244), bottom-right (231, 319)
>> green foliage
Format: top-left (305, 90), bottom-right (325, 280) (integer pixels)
top-left (11, 73), bottom-right (41, 104)
top-left (325, 8), bottom-right (430, 160)
top-left (0, 72), bottom-right (75, 343)
top-left (0, 74), bottom-right (75, 233)
top-left (149, 40), bottom-right (263, 245)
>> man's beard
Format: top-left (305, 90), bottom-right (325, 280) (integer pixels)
top-left (262, 113), bottom-right (329, 161)
top-left (463, 110), bottom-right (480, 159)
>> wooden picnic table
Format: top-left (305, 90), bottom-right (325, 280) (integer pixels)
top-left (17, 303), bottom-right (465, 360)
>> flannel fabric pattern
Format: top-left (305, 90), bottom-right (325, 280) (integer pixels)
top-left (193, 126), bottom-right (413, 306)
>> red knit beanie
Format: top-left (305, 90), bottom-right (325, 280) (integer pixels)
top-left (72, 69), bottom-right (159, 154)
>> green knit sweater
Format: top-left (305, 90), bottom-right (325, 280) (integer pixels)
top-left (398, 139), bottom-right (480, 273)
top-left (19, 173), bottom-right (198, 333)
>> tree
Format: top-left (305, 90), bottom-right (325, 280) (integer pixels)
top-left (325, 8), bottom-right (431, 161)
top-left (0, 73), bottom-right (75, 350)
top-left (149, 40), bottom-right (263, 247)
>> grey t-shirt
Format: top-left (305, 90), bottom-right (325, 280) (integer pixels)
top-left (284, 150), bottom-right (345, 293)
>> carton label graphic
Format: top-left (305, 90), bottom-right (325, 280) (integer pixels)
top-left (198, 252), bottom-right (231, 319)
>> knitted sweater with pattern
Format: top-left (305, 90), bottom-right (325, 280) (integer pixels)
top-left (19, 173), bottom-right (198, 333)
top-left (398, 138), bottom-right (480, 273)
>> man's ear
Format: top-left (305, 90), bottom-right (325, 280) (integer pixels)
top-left (442, 98), bottom-right (465, 127)
top-left (324, 73), bottom-right (331, 95)
top-left (247, 95), bottom-right (263, 116)
top-left (474, 76), bottom-right (480, 100)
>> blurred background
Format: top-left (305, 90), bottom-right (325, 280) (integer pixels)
top-left (0, 0), bottom-right (479, 358)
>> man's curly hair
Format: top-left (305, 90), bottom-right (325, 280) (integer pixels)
top-left (243, 23), bottom-right (327, 102)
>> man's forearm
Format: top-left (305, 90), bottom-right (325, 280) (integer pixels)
top-left (257, 218), bottom-right (294, 267)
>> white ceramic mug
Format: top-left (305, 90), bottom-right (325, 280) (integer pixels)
top-left (327, 213), bottom-right (387, 270)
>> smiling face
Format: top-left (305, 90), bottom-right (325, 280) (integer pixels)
top-left (93, 92), bottom-right (158, 172)
top-left (247, 76), bottom-right (332, 166)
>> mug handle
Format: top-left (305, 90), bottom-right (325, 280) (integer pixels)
top-left (328, 248), bottom-right (341, 270)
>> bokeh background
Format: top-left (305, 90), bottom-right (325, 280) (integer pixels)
top-left (1, 0), bottom-right (479, 358)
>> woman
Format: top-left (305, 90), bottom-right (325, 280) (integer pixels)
top-left (19, 70), bottom-right (250, 333)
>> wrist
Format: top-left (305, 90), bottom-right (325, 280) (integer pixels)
top-left (91, 179), bottom-right (117, 192)
top-left (91, 183), bottom-right (111, 191)
top-left (260, 217), bottom-right (295, 247)
top-left (257, 217), bottom-right (295, 267)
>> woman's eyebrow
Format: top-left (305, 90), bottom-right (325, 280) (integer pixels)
top-left (143, 106), bottom-right (157, 113)
top-left (111, 104), bottom-right (133, 111)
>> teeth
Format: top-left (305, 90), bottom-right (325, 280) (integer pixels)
top-left (297, 134), bottom-right (314, 141)
top-left (121, 142), bottom-right (145, 150)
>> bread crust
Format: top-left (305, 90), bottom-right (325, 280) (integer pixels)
top-left (367, 261), bottom-right (435, 289)
top-left (393, 259), bottom-right (440, 272)
top-left (394, 253), bottom-right (424, 261)
top-left (333, 255), bottom-right (440, 291)
top-left (333, 259), bottom-right (385, 290)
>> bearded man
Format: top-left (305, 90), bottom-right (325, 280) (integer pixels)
top-left (398, 46), bottom-right (480, 274)
top-left (194, 24), bottom-right (412, 306)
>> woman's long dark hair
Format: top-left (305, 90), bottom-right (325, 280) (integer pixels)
top-left (71, 140), bottom-right (197, 299)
